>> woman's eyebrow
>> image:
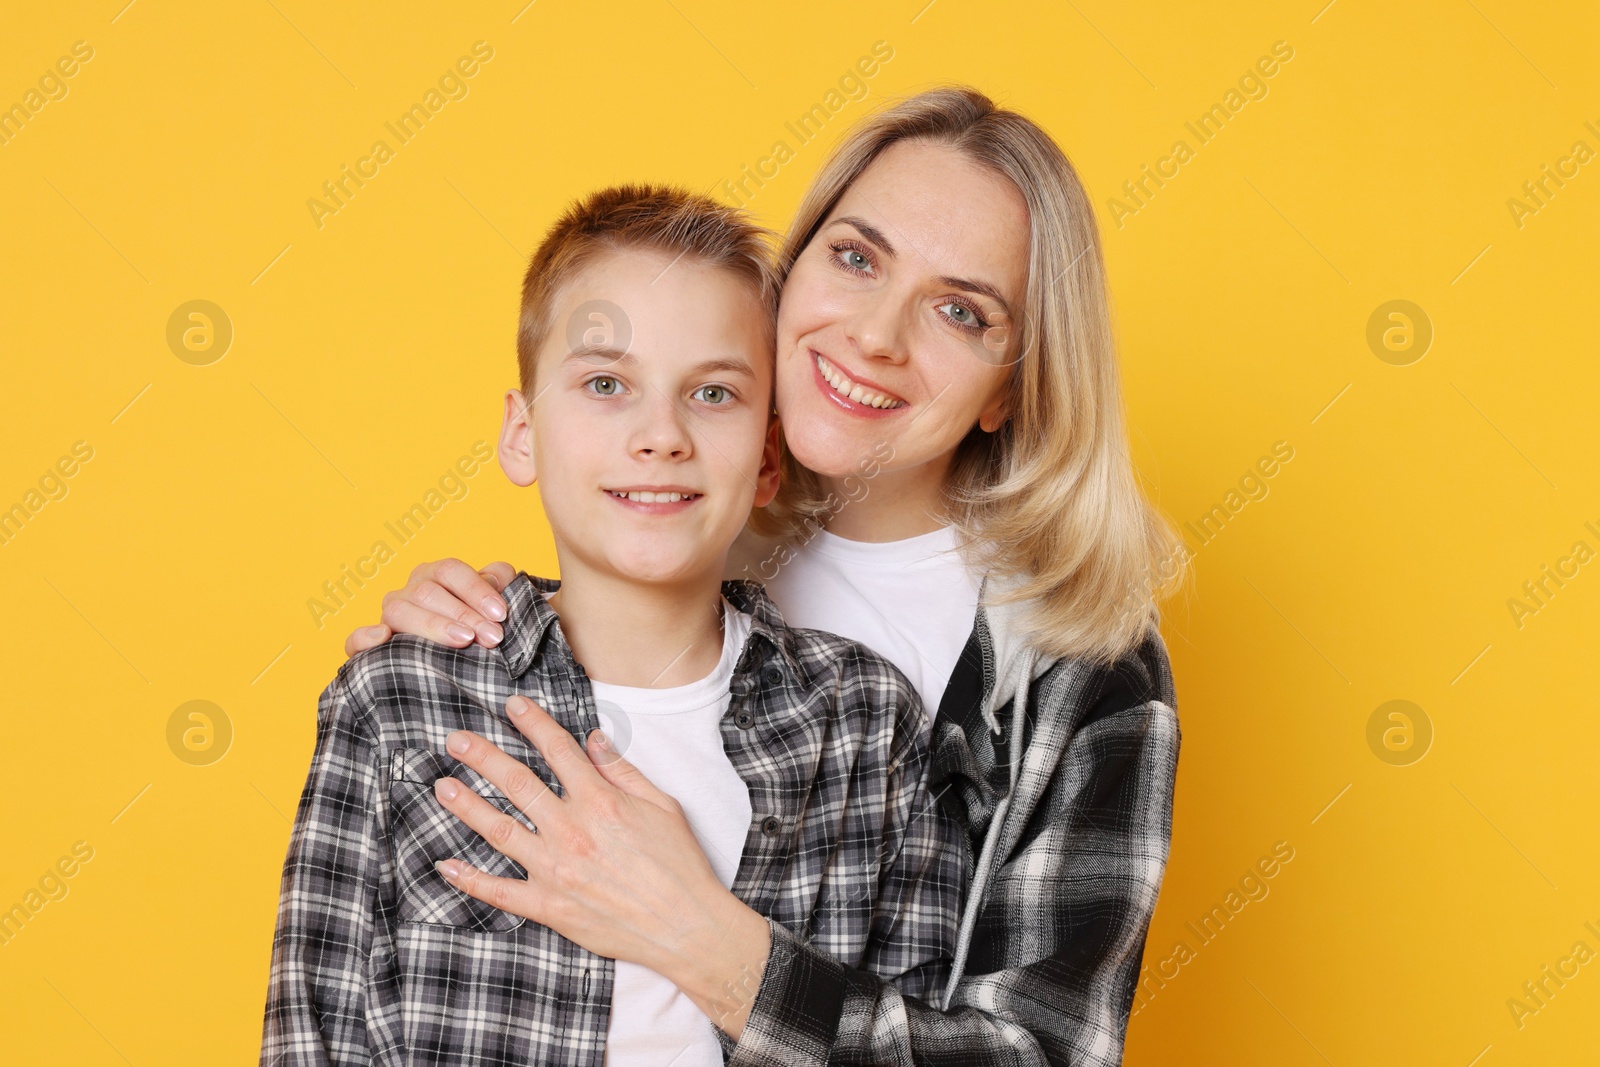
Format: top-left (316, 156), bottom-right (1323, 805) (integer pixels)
top-left (832, 215), bottom-right (896, 257)
top-left (938, 275), bottom-right (1012, 317)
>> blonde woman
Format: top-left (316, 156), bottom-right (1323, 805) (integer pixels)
top-left (344, 87), bottom-right (1187, 1065)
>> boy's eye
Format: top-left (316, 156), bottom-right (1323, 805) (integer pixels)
top-left (587, 376), bottom-right (622, 396)
top-left (693, 385), bottom-right (732, 404)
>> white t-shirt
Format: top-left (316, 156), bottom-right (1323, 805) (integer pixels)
top-left (578, 596), bottom-right (755, 1067)
top-left (754, 525), bottom-right (983, 725)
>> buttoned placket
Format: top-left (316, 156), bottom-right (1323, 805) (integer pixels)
top-left (721, 629), bottom-right (807, 916)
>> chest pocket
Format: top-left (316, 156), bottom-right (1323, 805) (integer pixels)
top-left (387, 746), bottom-right (534, 932)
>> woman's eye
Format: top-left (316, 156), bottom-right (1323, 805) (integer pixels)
top-left (938, 301), bottom-right (986, 330)
top-left (587, 376), bottom-right (621, 395)
top-left (693, 385), bottom-right (732, 404)
top-left (832, 244), bottom-right (873, 274)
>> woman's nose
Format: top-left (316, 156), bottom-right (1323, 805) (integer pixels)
top-left (846, 291), bottom-right (910, 364)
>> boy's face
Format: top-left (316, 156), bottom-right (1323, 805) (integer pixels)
top-left (500, 249), bottom-right (780, 589)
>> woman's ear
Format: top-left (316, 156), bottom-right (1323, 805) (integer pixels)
top-left (499, 388), bottom-right (537, 486)
top-left (753, 417), bottom-right (782, 509)
top-left (977, 391), bottom-right (1012, 434)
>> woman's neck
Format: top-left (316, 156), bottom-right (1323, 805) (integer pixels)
top-left (815, 461), bottom-right (953, 542)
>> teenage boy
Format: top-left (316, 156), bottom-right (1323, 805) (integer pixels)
top-left (259, 186), bottom-right (961, 1067)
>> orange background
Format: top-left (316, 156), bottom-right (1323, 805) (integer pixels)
top-left (2, 2), bottom-right (1596, 1063)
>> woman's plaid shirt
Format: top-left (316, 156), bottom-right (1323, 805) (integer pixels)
top-left (725, 614), bottom-right (1182, 1067)
top-left (259, 572), bottom-right (963, 1067)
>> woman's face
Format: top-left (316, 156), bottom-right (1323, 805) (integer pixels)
top-left (774, 139), bottom-right (1031, 494)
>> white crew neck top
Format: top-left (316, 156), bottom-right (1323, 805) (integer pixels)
top-left (753, 524), bottom-right (983, 724)
top-left (543, 592), bottom-right (755, 1067)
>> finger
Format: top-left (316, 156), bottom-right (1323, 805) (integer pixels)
top-left (428, 557), bottom-right (512, 626)
top-left (585, 730), bottom-right (679, 811)
top-left (478, 561), bottom-right (517, 598)
top-left (433, 855), bottom-right (543, 921)
top-left (403, 573), bottom-right (504, 648)
top-left (433, 774), bottom-right (543, 862)
top-left (380, 590), bottom-right (479, 648)
top-left (503, 695), bottom-right (604, 801)
top-left (343, 624), bottom-right (392, 658)
top-left (444, 729), bottom-right (566, 825)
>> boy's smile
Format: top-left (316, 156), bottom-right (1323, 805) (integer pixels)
top-left (603, 485), bottom-right (704, 512)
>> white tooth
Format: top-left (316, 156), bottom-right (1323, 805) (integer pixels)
top-left (665, 493), bottom-right (680, 502)
top-left (848, 385), bottom-right (866, 403)
top-left (644, 491), bottom-right (660, 503)
top-left (863, 392), bottom-right (882, 407)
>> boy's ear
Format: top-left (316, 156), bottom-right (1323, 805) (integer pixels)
top-left (753, 417), bottom-right (782, 509)
top-left (499, 388), bottom-right (538, 486)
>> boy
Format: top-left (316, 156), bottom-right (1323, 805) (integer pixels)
top-left (259, 186), bottom-right (961, 1066)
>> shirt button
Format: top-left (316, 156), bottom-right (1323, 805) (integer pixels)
top-left (760, 815), bottom-right (781, 837)
top-left (734, 710), bottom-right (755, 729)
top-left (762, 664), bottom-right (783, 686)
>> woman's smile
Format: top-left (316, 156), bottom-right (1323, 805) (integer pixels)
top-left (811, 349), bottom-right (909, 415)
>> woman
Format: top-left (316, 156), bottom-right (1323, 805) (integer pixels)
top-left (346, 86), bottom-right (1187, 1065)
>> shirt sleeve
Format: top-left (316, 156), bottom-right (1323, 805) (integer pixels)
top-left (260, 665), bottom-right (391, 1066)
top-left (726, 689), bottom-right (1180, 1067)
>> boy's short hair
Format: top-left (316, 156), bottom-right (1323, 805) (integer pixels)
top-left (516, 184), bottom-right (781, 399)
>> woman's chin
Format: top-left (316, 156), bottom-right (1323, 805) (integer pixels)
top-left (783, 424), bottom-right (887, 481)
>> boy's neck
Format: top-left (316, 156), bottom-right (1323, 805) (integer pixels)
top-left (546, 563), bottom-right (728, 689)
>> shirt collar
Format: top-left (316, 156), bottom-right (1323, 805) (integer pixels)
top-left (495, 571), bottom-right (802, 685)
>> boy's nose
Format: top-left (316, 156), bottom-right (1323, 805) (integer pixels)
top-left (631, 392), bottom-right (694, 458)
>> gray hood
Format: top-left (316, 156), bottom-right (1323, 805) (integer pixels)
top-left (976, 569), bottom-right (1062, 735)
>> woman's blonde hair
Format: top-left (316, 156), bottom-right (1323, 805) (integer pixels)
top-left (753, 85), bottom-right (1189, 665)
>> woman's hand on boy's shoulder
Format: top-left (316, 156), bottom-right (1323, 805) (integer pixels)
top-left (342, 558), bottom-right (517, 658)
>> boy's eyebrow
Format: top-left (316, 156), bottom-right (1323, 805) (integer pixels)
top-left (564, 348), bottom-right (758, 378)
top-left (830, 215), bottom-right (1014, 319)
top-left (564, 347), bottom-right (636, 369)
top-left (692, 356), bottom-right (759, 379)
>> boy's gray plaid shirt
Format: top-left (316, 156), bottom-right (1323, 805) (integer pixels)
top-left (259, 571), bottom-right (962, 1067)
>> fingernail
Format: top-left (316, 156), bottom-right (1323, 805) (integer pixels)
top-left (447, 732), bottom-right (470, 754)
top-left (507, 696), bottom-right (527, 716)
top-left (435, 777), bottom-right (460, 801)
top-left (483, 597), bottom-right (507, 621)
top-left (446, 623), bottom-right (475, 642)
top-left (434, 859), bottom-right (461, 879)
top-left (589, 730), bottom-right (610, 750)
top-left (480, 622), bottom-right (503, 647)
